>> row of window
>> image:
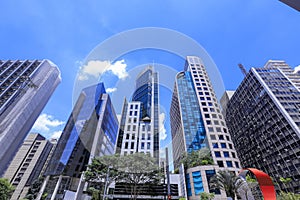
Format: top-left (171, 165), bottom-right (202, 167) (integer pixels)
top-left (217, 160), bottom-right (240, 168)
top-left (214, 150), bottom-right (236, 159)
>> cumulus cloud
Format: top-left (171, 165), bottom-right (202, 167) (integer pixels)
top-left (159, 113), bottom-right (167, 140)
top-left (294, 65), bottom-right (300, 73)
top-left (106, 87), bottom-right (117, 93)
top-left (32, 114), bottom-right (64, 132)
top-left (78, 59), bottom-right (128, 81)
top-left (51, 131), bottom-right (62, 139)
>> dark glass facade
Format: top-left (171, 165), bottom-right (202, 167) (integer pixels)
top-left (225, 61), bottom-right (300, 193)
top-left (45, 83), bottom-right (119, 178)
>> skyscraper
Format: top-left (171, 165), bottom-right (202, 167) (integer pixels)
top-left (170, 56), bottom-right (241, 198)
top-left (280, 0), bottom-right (300, 11)
top-left (0, 59), bottom-right (61, 176)
top-left (225, 60), bottom-right (300, 193)
top-left (116, 66), bottom-right (160, 162)
top-left (44, 83), bottom-right (119, 199)
top-left (3, 133), bottom-right (54, 200)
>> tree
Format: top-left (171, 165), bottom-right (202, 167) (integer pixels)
top-left (279, 177), bottom-right (293, 192)
top-left (0, 178), bottom-right (15, 200)
top-left (199, 192), bottom-right (215, 200)
top-left (277, 191), bottom-right (300, 200)
top-left (85, 153), bottom-right (162, 200)
top-left (117, 153), bottom-right (163, 200)
top-left (181, 148), bottom-right (213, 168)
top-left (24, 177), bottom-right (45, 200)
top-left (85, 154), bottom-right (121, 199)
top-left (209, 170), bottom-right (243, 200)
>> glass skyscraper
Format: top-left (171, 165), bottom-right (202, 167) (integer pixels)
top-left (0, 59), bottom-right (61, 176)
top-left (44, 83), bottom-right (119, 199)
top-left (116, 66), bottom-right (160, 163)
top-left (170, 56), bottom-right (241, 199)
top-left (225, 60), bottom-right (300, 193)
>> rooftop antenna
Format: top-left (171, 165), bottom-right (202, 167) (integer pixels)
top-left (238, 63), bottom-right (247, 77)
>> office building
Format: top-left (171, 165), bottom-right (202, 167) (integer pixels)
top-left (116, 66), bottom-right (160, 162)
top-left (0, 59), bottom-right (61, 175)
top-left (3, 133), bottom-right (54, 200)
top-left (44, 83), bottom-right (119, 199)
top-left (280, 0), bottom-right (300, 11)
top-left (225, 60), bottom-right (300, 193)
top-left (170, 56), bottom-right (241, 199)
top-left (220, 90), bottom-right (235, 116)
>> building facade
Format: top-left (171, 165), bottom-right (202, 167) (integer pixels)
top-left (170, 56), bottom-right (241, 199)
top-left (0, 59), bottom-right (61, 175)
top-left (225, 60), bottom-right (300, 193)
top-left (44, 83), bottom-right (119, 199)
top-left (3, 133), bottom-right (54, 200)
top-left (116, 66), bottom-right (160, 163)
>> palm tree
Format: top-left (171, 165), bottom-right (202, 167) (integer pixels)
top-left (209, 170), bottom-right (243, 200)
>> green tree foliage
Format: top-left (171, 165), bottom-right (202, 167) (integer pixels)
top-left (181, 148), bottom-right (213, 168)
top-left (199, 192), bottom-right (215, 200)
top-left (209, 170), bottom-right (243, 200)
top-left (277, 191), bottom-right (300, 200)
top-left (0, 178), bottom-right (15, 200)
top-left (85, 153), bottom-right (162, 200)
top-left (24, 177), bottom-right (45, 200)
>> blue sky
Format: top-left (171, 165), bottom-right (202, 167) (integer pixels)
top-left (1, 1), bottom-right (299, 149)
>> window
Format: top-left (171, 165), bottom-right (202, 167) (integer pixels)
top-left (131, 142), bottom-right (134, 149)
top-left (219, 135), bottom-right (224, 140)
top-left (132, 125), bottom-right (136, 131)
top-left (147, 142), bottom-right (151, 149)
top-left (135, 104), bottom-right (138, 109)
top-left (125, 142), bottom-right (128, 149)
top-left (229, 144), bottom-right (233, 149)
top-left (141, 142), bottom-right (145, 149)
top-left (232, 152), bottom-right (236, 158)
top-left (215, 151), bottom-right (221, 157)
top-left (142, 133), bottom-right (145, 140)
top-left (216, 127), bottom-right (221, 132)
top-left (204, 114), bottom-right (210, 118)
top-left (206, 120), bottom-right (211, 125)
top-left (127, 125), bottom-right (130, 131)
top-left (208, 127), bottom-right (214, 132)
top-left (130, 105), bottom-right (133, 109)
top-left (226, 161), bottom-right (233, 168)
top-left (235, 162), bottom-right (240, 168)
top-left (223, 151), bottom-right (230, 158)
top-left (126, 134), bottom-right (129, 139)
top-left (131, 134), bottom-right (135, 140)
top-left (221, 143), bottom-right (227, 148)
top-left (213, 143), bottom-right (218, 148)
top-left (210, 135), bottom-right (216, 140)
top-left (226, 135), bottom-right (230, 141)
top-left (134, 111), bottom-right (138, 116)
top-left (147, 134), bottom-right (151, 140)
top-left (217, 161), bottom-right (224, 167)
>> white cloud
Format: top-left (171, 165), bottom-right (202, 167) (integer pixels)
top-left (32, 114), bottom-right (64, 132)
top-left (294, 65), bottom-right (300, 73)
top-left (107, 60), bottom-right (128, 80)
top-left (159, 113), bottom-right (167, 140)
top-left (106, 87), bottom-right (117, 93)
top-left (51, 131), bottom-right (62, 139)
top-left (78, 59), bottom-right (128, 81)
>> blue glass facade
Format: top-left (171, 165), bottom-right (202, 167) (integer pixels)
top-left (192, 171), bottom-right (204, 195)
top-left (45, 83), bottom-right (119, 177)
top-left (176, 71), bottom-right (207, 152)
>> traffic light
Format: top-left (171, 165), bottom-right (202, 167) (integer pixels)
top-left (168, 195), bottom-right (171, 200)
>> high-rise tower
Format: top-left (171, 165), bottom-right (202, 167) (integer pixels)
top-left (44, 83), bottom-right (119, 199)
top-left (225, 60), bottom-right (300, 193)
top-left (170, 56), bottom-right (241, 198)
top-left (3, 133), bottom-right (54, 200)
top-left (116, 66), bottom-right (160, 162)
top-left (0, 59), bottom-right (61, 176)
